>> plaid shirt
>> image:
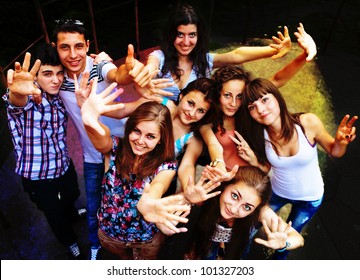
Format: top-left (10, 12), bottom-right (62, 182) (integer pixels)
top-left (2, 91), bottom-right (70, 180)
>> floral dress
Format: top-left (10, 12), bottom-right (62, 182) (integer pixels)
top-left (98, 136), bottom-right (177, 242)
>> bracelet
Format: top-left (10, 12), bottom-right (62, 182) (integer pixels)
top-left (276, 241), bottom-right (291, 252)
top-left (210, 158), bottom-right (225, 167)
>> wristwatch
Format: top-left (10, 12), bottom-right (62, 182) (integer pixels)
top-left (210, 159), bottom-right (225, 167)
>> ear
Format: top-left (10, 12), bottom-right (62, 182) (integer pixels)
top-left (86, 40), bottom-right (90, 52)
top-left (51, 42), bottom-right (56, 47)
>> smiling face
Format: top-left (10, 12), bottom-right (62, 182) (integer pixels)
top-left (220, 181), bottom-right (261, 223)
top-left (174, 24), bottom-right (198, 57)
top-left (248, 93), bottom-right (281, 126)
top-left (177, 90), bottom-right (211, 125)
top-left (128, 120), bottom-right (161, 156)
top-left (35, 64), bottom-right (64, 95)
top-left (219, 79), bottom-right (245, 117)
top-left (55, 32), bottom-right (89, 78)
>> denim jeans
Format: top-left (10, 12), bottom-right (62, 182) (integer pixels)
top-left (269, 192), bottom-right (323, 259)
top-left (83, 162), bottom-right (104, 248)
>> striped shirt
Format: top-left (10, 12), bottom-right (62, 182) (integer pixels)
top-left (3, 91), bottom-right (70, 180)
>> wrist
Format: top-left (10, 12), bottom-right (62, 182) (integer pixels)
top-left (210, 158), bottom-right (225, 168)
top-left (277, 241), bottom-right (291, 252)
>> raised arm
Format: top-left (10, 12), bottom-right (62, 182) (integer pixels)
top-left (256, 205), bottom-right (304, 251)
top-left (7, 52), bottom-right (41, 106)
top-left (270, 23), bottom-right (317, 88)
top-left (303, 113), bottom-right (358, 158)
top-left (79, 78), bottom-right (124, 153)
top-left (106, 44), bottom-right (145, 85)
top-left (212, 26), bottom-right (291, 68)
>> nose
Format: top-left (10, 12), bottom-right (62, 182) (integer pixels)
top-left (69, 47), bottom-right (77, 58)
top-left (183, 35), bottom-right (190, 45)
top-left (230, 97), bottom-right (237, 107)
top-left (138, 134), bottom-right (145, 144)
top-left (256, 104), bottom-right (265, 114)
top-left (52, 75), bottom-right (60, 84)
top-left (188, 107), bottom-right (196, 117)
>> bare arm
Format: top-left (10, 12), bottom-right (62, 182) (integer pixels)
top-left (213, 26), bottom-right (291, 68)
top-left (199, 124), bottom-right (226, 172)
top-left (256, 205), bottom-right (304, 251)
top-left (79, 78), bottom-right (123, 153)
top-left (177, 137), bottom-right (203, 192)
top-left (302, 113), bottom-right (358, 158)
top-left (270, 23), bottom-right (317, 88)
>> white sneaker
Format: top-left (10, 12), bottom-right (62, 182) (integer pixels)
top-left (69, 243), bottom-right (81, 258)
top-left (89, 245), bottom-right (101, 260)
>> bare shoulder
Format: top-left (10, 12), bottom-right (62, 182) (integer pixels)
top-left (299, 113), bottom-right (323, 130)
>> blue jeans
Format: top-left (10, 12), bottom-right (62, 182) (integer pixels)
top-left (269, 192), bottom-right (323, 259)
top-left (84, 162), bottom-right (104, 248)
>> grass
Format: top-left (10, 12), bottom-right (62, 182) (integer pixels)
top-left (212, 40), bottom-right (336, 172)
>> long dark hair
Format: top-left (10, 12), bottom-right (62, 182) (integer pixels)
top-left (116, 101), bottom-right (174, 181)
top-left (160, 4), bottom-right (210, 81)
top-left (211, 65), bottom-right (251, 135)
top-left (240, 78), bottom-right (303, 164)
top-left (191, 166), bottom-right (271, 259)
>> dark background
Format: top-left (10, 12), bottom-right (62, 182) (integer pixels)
top-left (0, 0), bottom-right (359, 259)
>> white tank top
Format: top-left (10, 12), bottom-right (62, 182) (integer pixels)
top-left (264, 125), bottom-right (324, 201)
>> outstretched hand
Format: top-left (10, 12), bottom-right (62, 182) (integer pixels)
top-left (254, 216), bottom-right (291, 250)
top-left (335, 114), bottom-right (358, 144)
top-left (202, 164), bottom-right (238, 183)
top-left (90, 51), bottom-right (113, 64)
top-left (7, 52), bottom-right (42, 101)
top-left (137, 183), bottom-right (191, 235)
top-left (294, 23), bottom-right (317, 61)
top-left (133, 78), bottom-right (174, 103)
top-left (79, 77), bottom-right (125, 135)
top-left (270, 26), bottom-right (291, 59)
top-left (183, 175), bottom-right (222, 205)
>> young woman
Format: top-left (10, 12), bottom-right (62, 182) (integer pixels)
top-left (241, 78), bottom-right (357, 259)
top-left (200, 23), bottom-right (317, 178)
top-left (184, 166), bottom-right (304, 260)
top-left (81, 83), bottom-right (191, 259)
top-left (134, 4), bottom-right (291, 101)
top-left (77, 74), bottom-right (219, 199)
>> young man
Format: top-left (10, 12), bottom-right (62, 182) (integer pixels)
top-left (3, 44), bottom-right (85, 259)
top-left (52, 19), bottom-right (146, 260)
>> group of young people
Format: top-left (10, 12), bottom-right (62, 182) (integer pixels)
top-left (3, 4), bottom-right (357, 260)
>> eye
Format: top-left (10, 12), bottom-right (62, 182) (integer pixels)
top-left (44, 73), bottom-right (52, 77)
top-left (197, 108), bottom-right (206, 114)
top-left (187, 100), bottom-right (195, 107)
top-left (76, 43), bottom-right (85, 49)
top-left (146, 134), bottom-right (155, 140)
top-left (59, 45), bottom-right (69, 51)
top-left (248, 105), bottom-right (255, 111)
top-left (223, 93), bottom-right (231, 99)
top-left (231, 193), bottom-right (238, 200)
top-left (262, 97), bottom-right (269, 103)
top-left (189, 32), bottom-right (197, 38)
top-left (133, 128), bottom-right (141, 134)
top-left (236, 94), bottom-right (242, 99)
top-left (177, 32), bottom-right (184, 38)
top-left (243, 205), bottom-right (252, 211)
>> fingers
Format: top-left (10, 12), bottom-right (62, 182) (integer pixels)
top-left (29, 59), bottom-right (41, 77)
top-left (22, 52), bottom-right (31, 72)
top-left (7, 69), bottom-right (14, 85)
top-left (228, 134), bottom-right (241, 145)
